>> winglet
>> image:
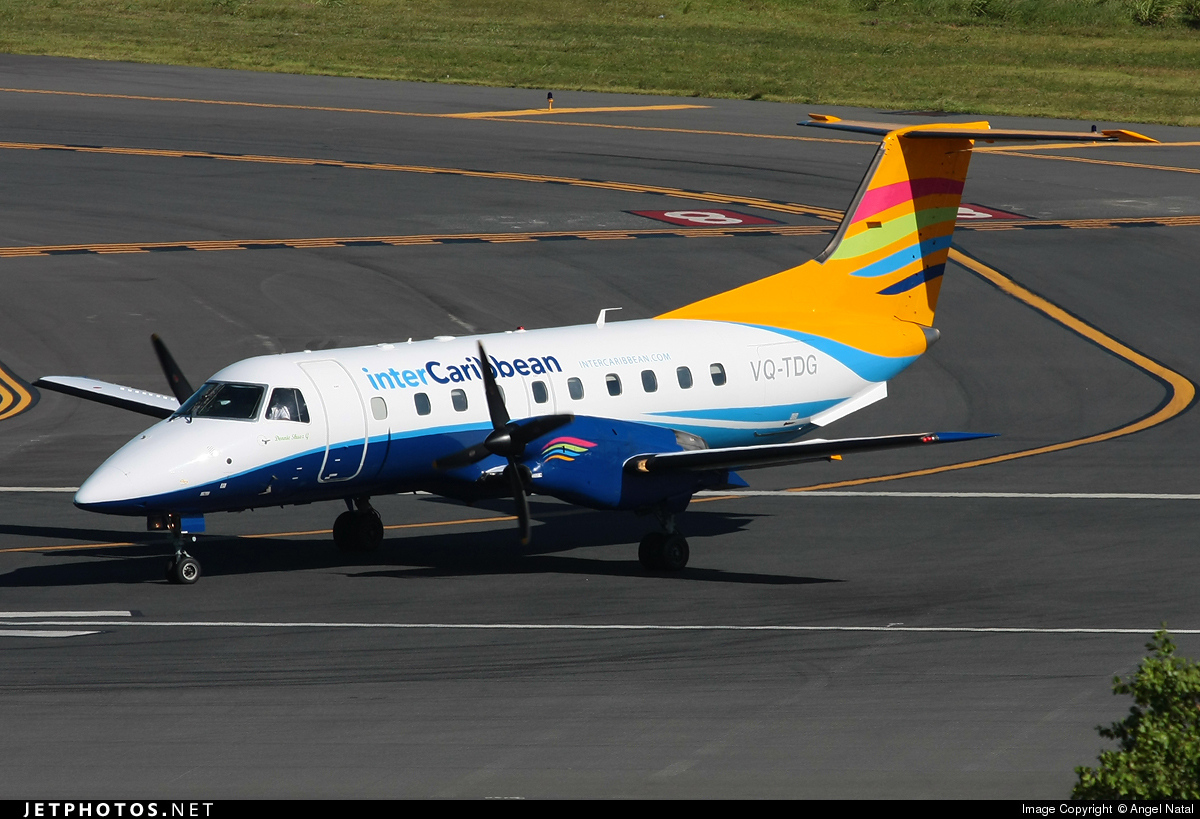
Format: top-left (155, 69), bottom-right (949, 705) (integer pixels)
top-left (807, 113), bottom-right (842, 123)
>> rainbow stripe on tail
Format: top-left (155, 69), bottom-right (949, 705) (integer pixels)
top-left (657, 119), bottom-right (995, 375)
top-left (659, 117), bottom-right (1132, 380)
top-left (817, 122), bottom-right (980, 326)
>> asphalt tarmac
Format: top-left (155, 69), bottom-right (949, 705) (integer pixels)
top-left (2, 55), bottom-right (1200, 798)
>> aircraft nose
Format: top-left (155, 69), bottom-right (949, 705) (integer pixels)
top-left (74, 462), bottom-right (134, 512)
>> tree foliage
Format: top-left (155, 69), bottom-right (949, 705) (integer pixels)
top-left (1073, 629), bottom-right (1200, 799)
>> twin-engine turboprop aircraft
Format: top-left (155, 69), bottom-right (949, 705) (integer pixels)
top-left (36, 116), bottom-right (1137, 584)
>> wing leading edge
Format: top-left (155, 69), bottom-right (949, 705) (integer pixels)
top-left (34, 376), bottom-right (178, 419)
top-left (624, 431), bottom-right (995, 474)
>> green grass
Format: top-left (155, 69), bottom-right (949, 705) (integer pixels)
top-left (1, 1), bottom-right (1198, 124)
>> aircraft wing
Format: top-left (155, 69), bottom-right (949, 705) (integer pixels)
top-left (624, 432), bottom-right (994, 474)
top-left (34, 376), bottom-right (179, 419)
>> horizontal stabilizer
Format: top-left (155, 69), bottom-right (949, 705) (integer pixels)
top-left (34, 376), bottom-right (178, 419)
top-left (624, 431), bottom-right (995, 474)
top-left (801, 115), bottom-right (1148, 143)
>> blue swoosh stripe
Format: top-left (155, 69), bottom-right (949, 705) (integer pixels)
top-left (737, 324), bottom-right (918, 382)
top-left (851, 235), bottom-right (952, 278)
top-left (877, 263), bottom-right (946, 295)
top-left (647, 399), bottom-right (841, 423)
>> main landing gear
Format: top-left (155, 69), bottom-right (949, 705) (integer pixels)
top-left (638, 507), bottom-right (689, 572)
top-left (333, 497), bottom-right (384, 552)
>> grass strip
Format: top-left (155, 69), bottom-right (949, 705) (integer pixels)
top-left (0, 1), bottom-right (1197, 125)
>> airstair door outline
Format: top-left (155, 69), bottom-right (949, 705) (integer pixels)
top-left (300, 360), bottom-right (368, 482)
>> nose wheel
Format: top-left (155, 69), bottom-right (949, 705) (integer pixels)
top-left (166, 552), bottom-right (201, 584)
top-left (165, 532), bottom-right (201, 584)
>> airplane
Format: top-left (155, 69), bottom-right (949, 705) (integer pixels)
top-left (34, 115), bottom-right (1142, 584)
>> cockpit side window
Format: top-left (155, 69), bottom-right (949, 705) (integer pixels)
top-left (174, 382), bottom-right (265, 421)
top-left (266, 387), bottom-right (310, 423)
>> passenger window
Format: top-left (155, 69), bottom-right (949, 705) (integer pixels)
top-left (451, 388), bottom-right (468, 412)
top-left (606, 374), bottom-right (622, 396)
top-left (641, 370), bottom-right (658, 393)
top-left (710, 363), bottom-right (727, 386)
top-left (370, 396), bottom-right (387, 421)
top-left (265, 387), bottom-right (310, 423)
top-left (532, 381), bottom-right (549, 404)
top-left (414, 392), bottom-right (431, 416)
top-left (677, 366), bottom-right (693, 389)
top-left (568, 377), bottom-right (584, 400)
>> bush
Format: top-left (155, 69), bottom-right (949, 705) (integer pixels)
top-left (1073, 629), bottom-right (1200, 799)
top-left (1128, 0), bottom-right (1177, 25)
top-left (1181, 0), bottom-right (1200, 27)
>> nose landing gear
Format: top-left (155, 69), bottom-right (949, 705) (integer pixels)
top-left (166, 549), bottom-right (201, 584)
top-left (333, 497), bottom-right (384, 552)
top-left (152, 512), bottom-right (202, 584)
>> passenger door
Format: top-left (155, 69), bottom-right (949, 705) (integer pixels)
top-left (299, 360), bottom-right (368, 482)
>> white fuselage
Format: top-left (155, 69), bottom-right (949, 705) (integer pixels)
top-left (74, 318), bottom-right (894, 514)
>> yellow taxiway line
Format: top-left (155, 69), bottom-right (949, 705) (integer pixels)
top-left (0, 360), bottom-right (37, 422)
top-left (0, 140), bottom-right (843, 221)
top-left (788, 249), bottom-right (1196, 492)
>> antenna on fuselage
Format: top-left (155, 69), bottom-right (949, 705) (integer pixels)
top-left (595, 307), bottom-right (622, 328)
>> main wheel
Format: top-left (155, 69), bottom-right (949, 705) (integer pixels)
top-left (169, 555), bottom-right (201, 585)
top-left (334, 510), bottom-right (384, 552)
top-left (660, 533), bottom-right (690, 571)
top-left (638, 532), bottom-right (666, 570)
top-left (357, 510), bottom-right (384, 552)
top-left (333, 510), bottom-right (358, 551)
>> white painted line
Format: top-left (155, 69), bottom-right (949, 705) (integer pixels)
top-left (0, 629), bottom-right (99, 638)
top-left (698, 490), bottom-right (1200, 499)
top-left (0, 611), bottom-right (133, 618)
top-left (0, 486), bottom-right (79, 492)
top-left (4, 620), bottom-right (1196, 635)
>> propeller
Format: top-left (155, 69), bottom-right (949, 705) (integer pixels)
top-left (432, 341), bottom-right (572, 544)
top-left (151, 333), bottom-right (195, 404)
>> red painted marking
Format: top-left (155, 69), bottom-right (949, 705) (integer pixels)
top-left (629, 209), bottom-right (783, 227)
top-left (957, 203), bottom-right (1030, 221)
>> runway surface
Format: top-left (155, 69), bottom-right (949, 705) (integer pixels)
top-left (2, 55), bottom-right (1200, 798)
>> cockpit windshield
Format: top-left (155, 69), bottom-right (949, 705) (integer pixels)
top-left (173, 382), bottom-right (265, 421)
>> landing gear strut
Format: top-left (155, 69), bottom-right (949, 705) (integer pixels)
top-left (166, 533), bottom-right (200, 585)
top-left (333, 497), bottom-right (384, 552)
top-left (638, 507), bottom-right (689, 571)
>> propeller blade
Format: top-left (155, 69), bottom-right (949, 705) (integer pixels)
top-left (151, 334), bottom-right (195, 405)
top-left (508, 462), bottom-right (531, 545)
top-left (431, 442), bottom-right (494, 470)
top-left (429, 341), bottom-right (573, 475)
top-left (476, 341), bottom-right (510, 429)
top-left (511, 414), bottom-right (574, 446)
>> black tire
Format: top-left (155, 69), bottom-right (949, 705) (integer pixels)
top-left (660, 533), bottom-right (689, 571)
top-left (638, 532), bottom-right (666, 570)
top-left (165, 557), bottom-right (178, 582)
top-left (172, 556), bottom-right (201, 585)
top-left (358, 510), bottom-right (384, 552)
top-left (333, 510), bottom-right (357, 551)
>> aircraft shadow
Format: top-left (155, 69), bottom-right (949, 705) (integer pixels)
top-left (0, 523), bottom-right (163, 545)
top-left (0, 506), bottom-right (842, 587)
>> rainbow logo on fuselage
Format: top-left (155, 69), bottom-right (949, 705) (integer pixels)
top-left (541, 437), bottom-right (597, 463)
